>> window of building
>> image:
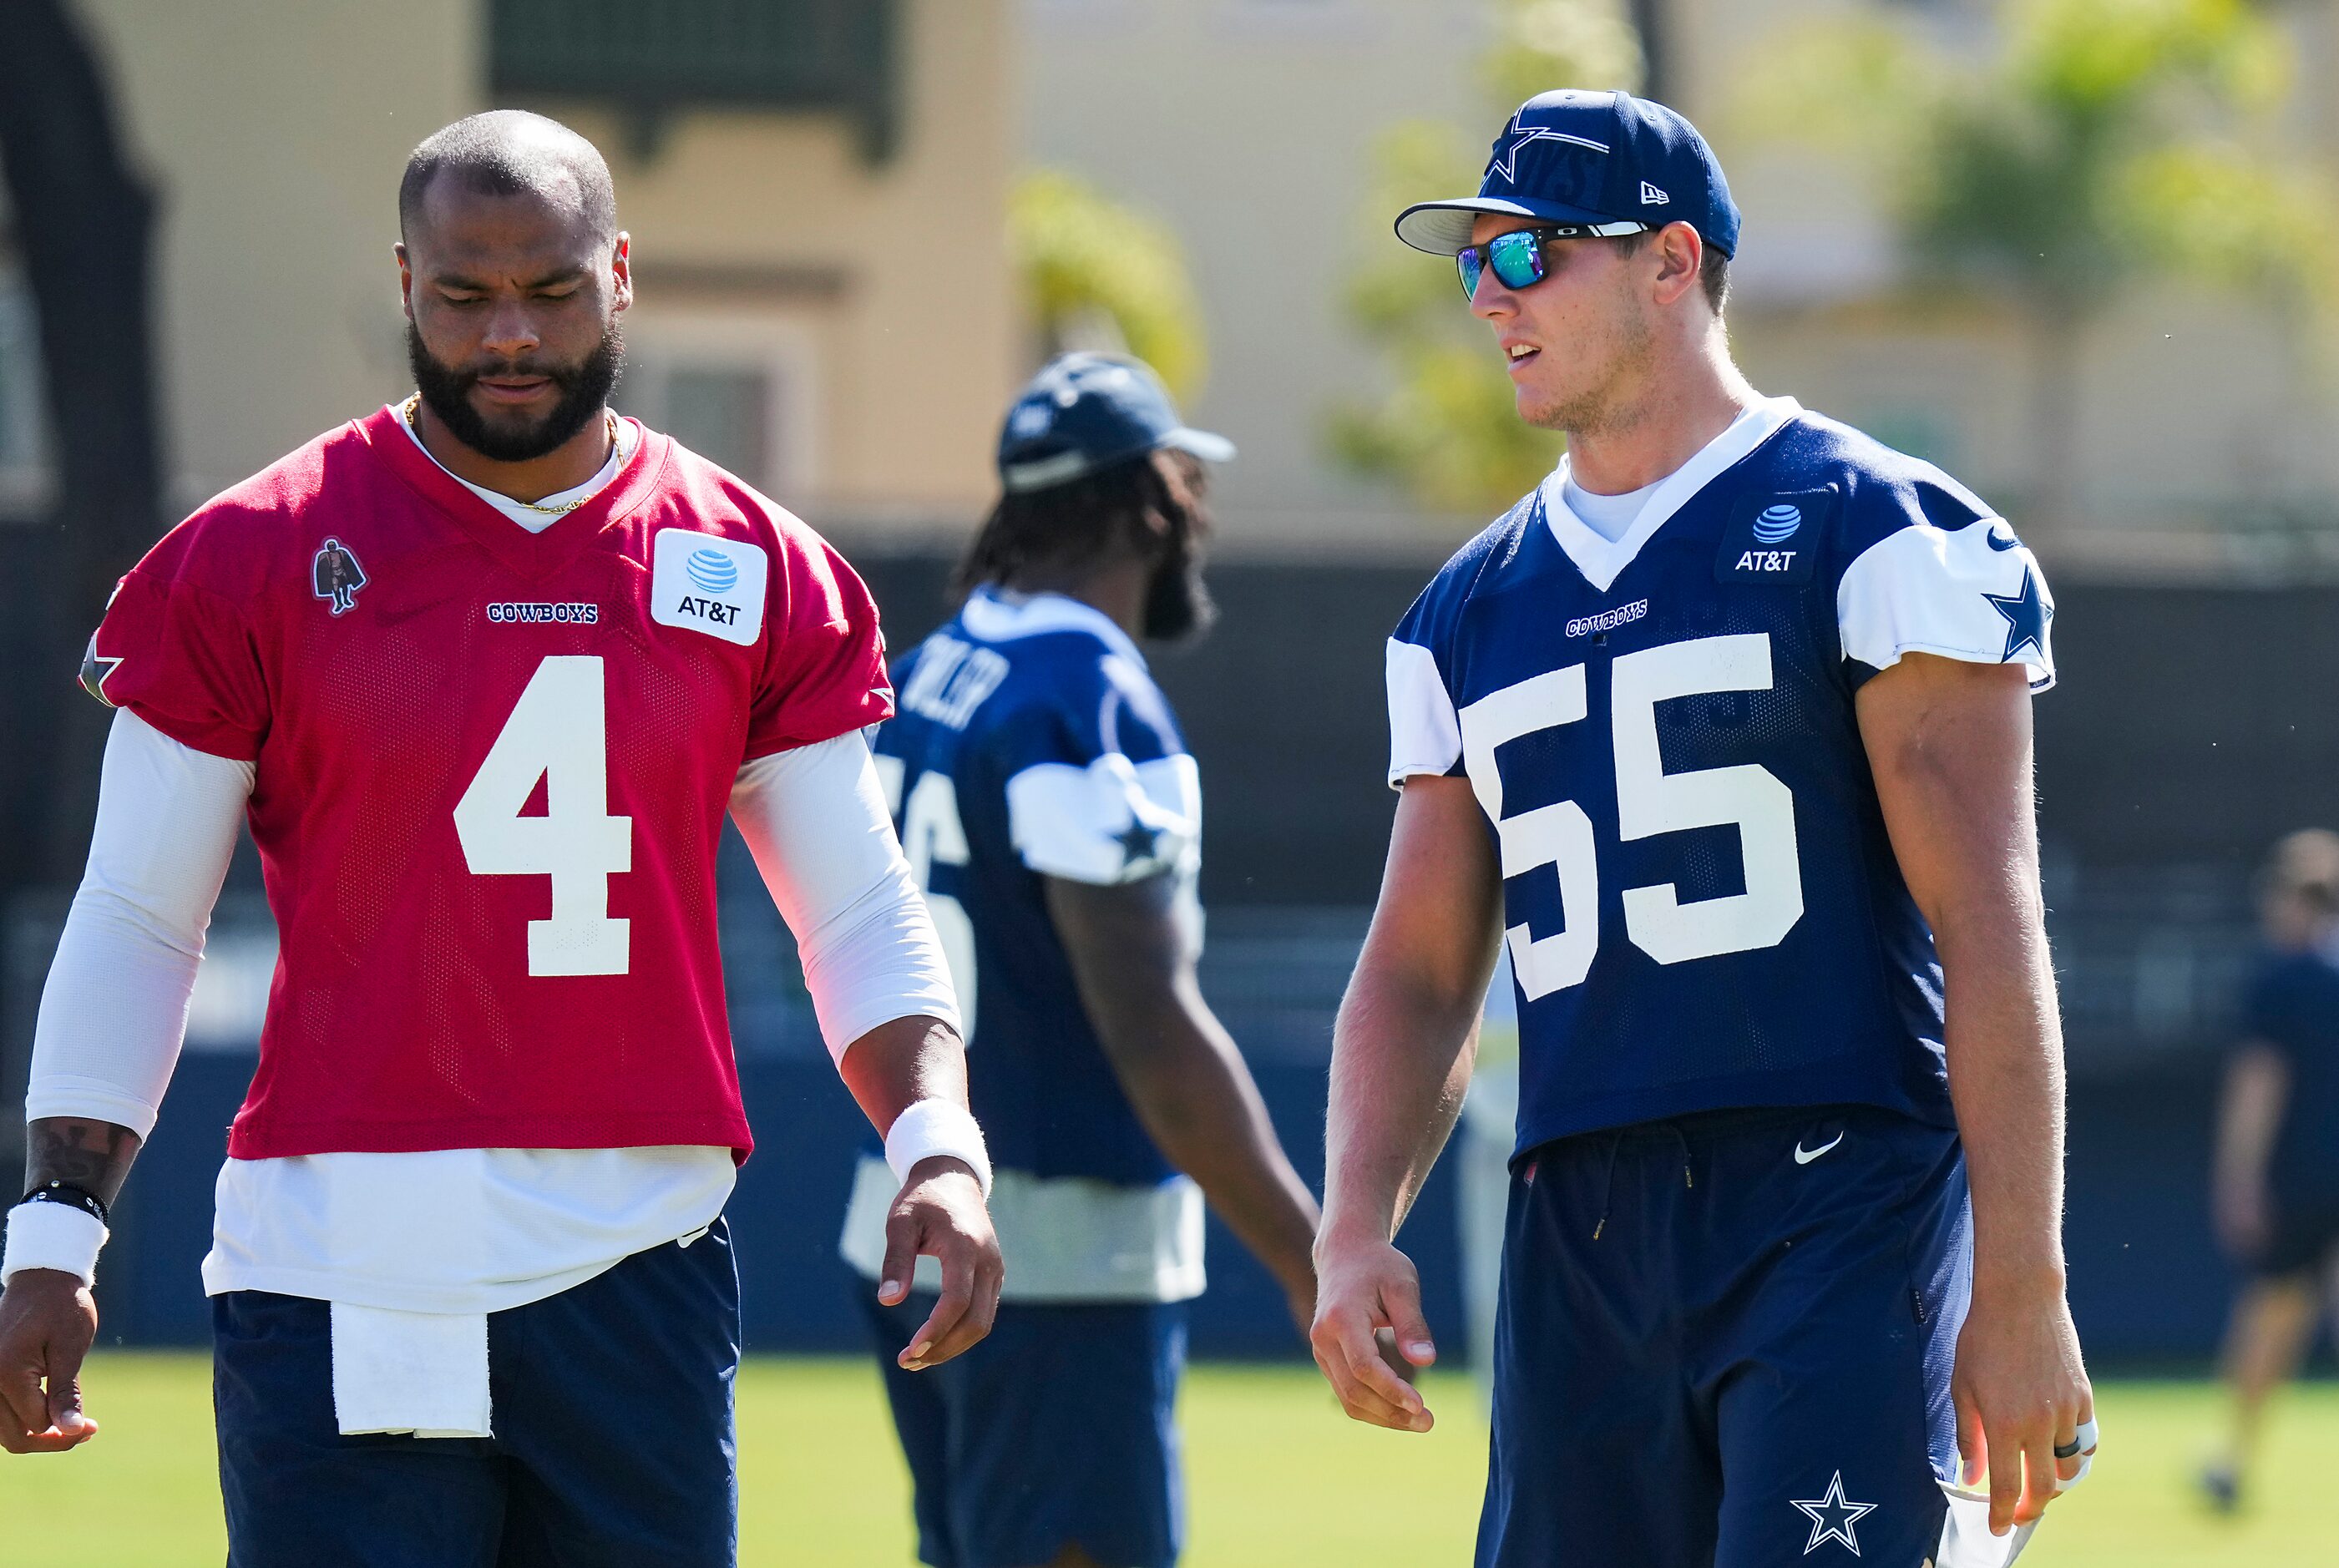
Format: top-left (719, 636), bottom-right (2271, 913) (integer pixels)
top-left (489, 0), bottom-right (903, 161)
top-left (617, 312), bottom-right (818, 503)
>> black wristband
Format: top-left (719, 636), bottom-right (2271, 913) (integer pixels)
top-left (18, 1181), bottom-right (109, 1227)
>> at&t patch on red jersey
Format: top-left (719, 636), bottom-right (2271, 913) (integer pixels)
top-left (651, 528), bottom-right (767, 645)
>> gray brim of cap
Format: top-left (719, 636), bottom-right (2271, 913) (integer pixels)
top-left (1000, 427), bottom-right (1238, 493)
top-left (1162, 427), bottom-right (1236, 463)
top-left (1394, 196), bottom-right (1617, 255)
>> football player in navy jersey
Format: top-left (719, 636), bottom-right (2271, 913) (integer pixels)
top-left (1309, 92), bottom-right (2095, 1565)
top-left (845, 354), bottom-right (1321, 1568)
top-left (2201, 830), bottom-right (2339, 1511)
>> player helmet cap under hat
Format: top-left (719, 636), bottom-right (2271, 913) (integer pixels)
top-left (997, 352), bottom-right (1234, 494)
top-left (1395, 89), bottom-right (1741, 260)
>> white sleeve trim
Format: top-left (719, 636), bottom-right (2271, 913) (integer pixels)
top-left (1006, 752), bottom-right (1201, 885)
top-left (1386, 636), bottom-right (1462, 787)
top-left (1836, 519), bottom-right (2056, 690)
top-left (730, 735), bottom-right (962, 1063)
top-left (26, 709), bottom-right (251, 1137)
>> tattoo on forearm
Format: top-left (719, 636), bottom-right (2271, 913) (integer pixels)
top-left (23, 1119), bottom-right (143, 1207)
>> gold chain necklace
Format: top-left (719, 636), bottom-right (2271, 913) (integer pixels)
top-left (402, 395), bottom-right (621, 515)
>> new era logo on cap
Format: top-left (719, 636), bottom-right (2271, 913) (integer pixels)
top-left (1640, 180), bottom-right (1670, 205)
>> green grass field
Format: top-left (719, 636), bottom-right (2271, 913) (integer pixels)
top-left (3, 1355), bottom-right (2335, 1564)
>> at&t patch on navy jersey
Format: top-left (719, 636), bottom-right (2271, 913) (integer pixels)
top-left (1385, 397), bottom-right (2054, 1154)
top-left (1715, 489), bottom-right (1833, 584)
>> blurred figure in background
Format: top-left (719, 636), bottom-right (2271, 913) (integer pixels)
top-left (843, 354), bottom-right (1321, 1568)
top-left (2201, 828), bottom-right (2339, 1512)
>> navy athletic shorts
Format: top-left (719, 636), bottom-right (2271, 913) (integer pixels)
top-left (1479, 1105), bottom-right (1969, 1568)
top-left (863, 1290), bottom-right (1187, 1568)
top-left (213, 1219), bottom-right (741, 1568)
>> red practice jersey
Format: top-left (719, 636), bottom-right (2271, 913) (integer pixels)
top-left (86, 407), bottom-right (892, 1159)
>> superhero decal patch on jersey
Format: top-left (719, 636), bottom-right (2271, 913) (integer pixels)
top-left (650, 529), bottom-right (767, 647)
top-left (311, 538), bottom-right (367, 615)
top-left (1715, 490), bottom-right (1835, 585)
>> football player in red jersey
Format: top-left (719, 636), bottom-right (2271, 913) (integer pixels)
top-left (0, 111), bottom-right (1003, 1563)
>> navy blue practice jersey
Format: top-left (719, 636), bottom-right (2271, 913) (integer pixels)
top-left (1387, 398), bottom-right (2055, 1156)
top-left (2241, 948), bottom-right (2339, 1203)
top-left (872, 589), bottom-right (1201, 1186)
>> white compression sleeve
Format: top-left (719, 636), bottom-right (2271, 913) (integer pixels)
top-left (730, 735), bottom-right (962, 1062)
top-left (27, 710), bottom-right (252, 1138)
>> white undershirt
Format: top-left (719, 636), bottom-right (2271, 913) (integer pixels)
top-left (1560, 472), bottom-right (1665, 544)
top-left (393, 401), bottom-right (638, 531)
top-left (30, 662), bottom-right (954, 1316)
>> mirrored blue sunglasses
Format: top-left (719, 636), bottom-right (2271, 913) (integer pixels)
top-left (1456, 222), bottom-right (1653, 301)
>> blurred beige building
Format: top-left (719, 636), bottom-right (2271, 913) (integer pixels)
top-left (0, 0), bottom-right (1017, 531)
top-left (1025, 0), bottom-right (2339, 573)
top-left (8, 0), bottom-right (2338, 569)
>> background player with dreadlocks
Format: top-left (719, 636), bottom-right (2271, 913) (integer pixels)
top-left (845, 354), bottom-right (1322, 1568)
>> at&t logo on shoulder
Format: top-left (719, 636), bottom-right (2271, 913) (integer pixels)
top-left (1716, 492), bottom-right (1826, 584)
top-left (684, 546), bottom-right (738, 595)
top-left (651, 529), bottom-right (768, 646)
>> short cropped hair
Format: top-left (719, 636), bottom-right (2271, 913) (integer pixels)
top-left (1621, 225), bottom-right (1730, 315)
top-left (399, 110), bottom-right (616, 244)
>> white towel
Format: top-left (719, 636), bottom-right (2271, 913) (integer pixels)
top-left (329, 1301), bottom-right (492, 1438)
top-left (1935, 1483), bottom-right (2040, 1566)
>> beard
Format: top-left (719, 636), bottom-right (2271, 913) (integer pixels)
top-left (1516, 301), bottom-right (1654, 435)
top-left (407, 319), bottom-right (624, 463)
top-left (1142, 548), bottom-right (1216, 644)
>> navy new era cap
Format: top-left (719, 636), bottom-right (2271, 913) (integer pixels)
top-left (997, 352), bottom-right (1235, 494)
top-left (1395, 89), bottom-right (1740, 259)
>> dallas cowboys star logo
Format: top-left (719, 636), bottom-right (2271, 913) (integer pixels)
top-left (1982, 565), bottom-right (2053, 663)
top-left (1486, 113), bottom-right (1610, 185)
top-left (1115, 819), bottom-right (1162, 871)
top-left (78, 641), bottom-right (123, 708)
top-left (1790, 1472), bottom-right (1877, 1555)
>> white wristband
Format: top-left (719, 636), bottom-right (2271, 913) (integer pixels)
top-left (3, 1201), bottom-right (109, 1287)
top-left (884, 1100), bottom-right (993, 1198)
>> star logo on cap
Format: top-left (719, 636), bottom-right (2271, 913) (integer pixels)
top-left (1790, 1472), bottom-right (1877, 1555)
top-left (1486, 112), bottom-right (1611, 185)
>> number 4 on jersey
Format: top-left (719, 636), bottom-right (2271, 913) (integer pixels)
top-left (454, 655), bottom-right (634, 977)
